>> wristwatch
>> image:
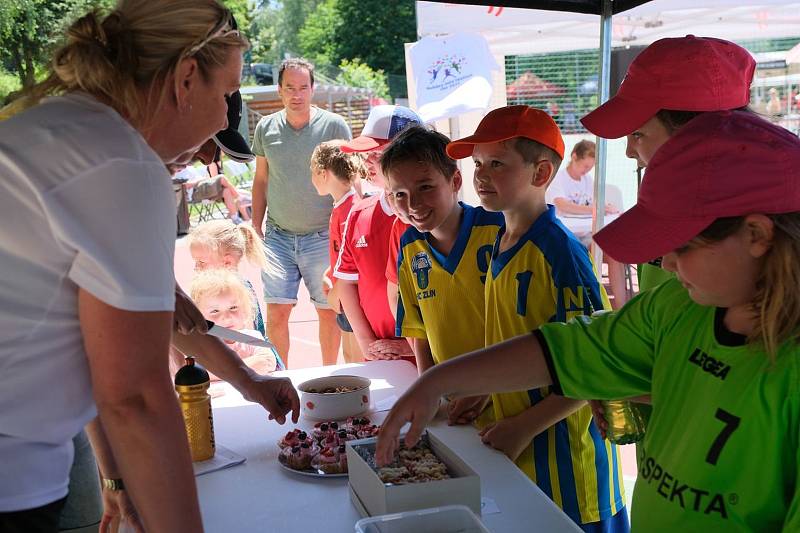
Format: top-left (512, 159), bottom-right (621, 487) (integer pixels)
top-left (101, 478), bottom-right (125, 491)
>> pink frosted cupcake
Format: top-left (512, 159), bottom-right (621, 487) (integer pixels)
top-left (357, 424), bottom-right (380, 439)
top-left (313, 446), bottom-right (345, 474)
top-left (278, 429), bottom-right (302, 449)
top-left (283, 442), bottom-right (317, 470)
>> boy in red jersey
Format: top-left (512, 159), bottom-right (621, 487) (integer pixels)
top-left (334, 106), bottom-right (422, 360)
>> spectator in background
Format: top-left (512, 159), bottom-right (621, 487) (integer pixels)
top-left (251, 58), bottom-right (352, 367)
top-left (546, 140), bottom-right (628, 308)
top-left (176, 163), bottom-right (248, 223)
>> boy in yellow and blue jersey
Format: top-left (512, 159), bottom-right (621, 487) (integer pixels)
top-left (446, 105), bottom-right (628, 532)
top-left (382, 126), bottom-right (503, 378)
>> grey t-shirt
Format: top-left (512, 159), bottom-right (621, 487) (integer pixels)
top-left (252, 107), bottom-right (352, 234)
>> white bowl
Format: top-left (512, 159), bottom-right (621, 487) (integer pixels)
top-left (297, 375), bottom-right (371, 421)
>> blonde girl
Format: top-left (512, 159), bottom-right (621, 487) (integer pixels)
top-left (190, 269), bottom-right (279, 376)
top-left (310, 140), bottom-right (366, 363)
top-left (188, 219), bottom-right (267, 335)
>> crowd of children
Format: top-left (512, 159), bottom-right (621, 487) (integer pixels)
top-left (374, 34), bottom-right (800, 533)
top-left (166, 34), bottom-right (799, 531)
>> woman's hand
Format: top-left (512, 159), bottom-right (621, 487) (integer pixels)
top-left (240, 375), bottom-right (300, 424)
top-left (99, 488), bottom-right (144, 533)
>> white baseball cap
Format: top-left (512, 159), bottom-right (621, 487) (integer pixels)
top-left (341, 105), bottom-right (423, 153)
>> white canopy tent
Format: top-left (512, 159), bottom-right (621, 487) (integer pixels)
top-left (417, 1), bottom-right (800, 56)
top-left (408, 0), bottom-right (800, 264)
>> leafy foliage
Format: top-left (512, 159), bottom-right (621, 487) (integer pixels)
top-left (336, 58), bottom-right (389, 99)
top-left (296, 0), bottom-right (340, 67)
top-left (0, 67), bottom-right (21, 103)
top-left (0, 0), bottom-right (114, 90)
top-left (333, 0), bottom-right (415, 76)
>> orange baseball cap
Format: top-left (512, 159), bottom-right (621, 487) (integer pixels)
top-left (446, 105), bottom-right (565, 160)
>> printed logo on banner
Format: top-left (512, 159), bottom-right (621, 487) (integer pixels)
top-left (426, 54), bottom-right (470, 92)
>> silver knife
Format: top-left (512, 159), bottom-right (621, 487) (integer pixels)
top-left (205, 321), bottom-right (275, 349)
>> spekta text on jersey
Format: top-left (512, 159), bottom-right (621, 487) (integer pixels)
top-left (639, 453), bottom-right (729, 519)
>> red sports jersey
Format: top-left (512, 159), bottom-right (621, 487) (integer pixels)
top-left (328, 189), bottom-right (356, 279)
top-left (385, 218), bottom-right (410, 284)
top-left (334, 192), bottom-right (397, 339)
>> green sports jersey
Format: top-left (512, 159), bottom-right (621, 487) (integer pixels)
top-left (637, 261), bottom-right (674, 292)
top-left (538, 278), bottom-right (800, 531)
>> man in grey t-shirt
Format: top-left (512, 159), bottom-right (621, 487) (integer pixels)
top-left (251, 58), bottom-right (352, 367)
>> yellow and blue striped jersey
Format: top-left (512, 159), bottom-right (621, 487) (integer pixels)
top-left (396, 204), bottom-right (503, 364)
top-left (485, 206), bottom-right (624, 525)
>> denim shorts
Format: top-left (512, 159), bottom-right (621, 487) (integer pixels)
top-left (262, 222), bottom-right (330, 308)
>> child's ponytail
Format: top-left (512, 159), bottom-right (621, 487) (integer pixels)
top-left (238, 224), bottom-right (268, 270)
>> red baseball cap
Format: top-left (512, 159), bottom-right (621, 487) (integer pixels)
top-left (446, 105), bottom-right (565, 160)
top-left (594, 111), bottom-right (800, 264)
top-left (581, 36), bottom-right (756, 139)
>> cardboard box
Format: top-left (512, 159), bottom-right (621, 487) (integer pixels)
top-left (346, 431), bottom-right (481, 517)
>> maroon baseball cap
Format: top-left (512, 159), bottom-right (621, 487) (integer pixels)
top-left (581, 36), bottom-right (755, 139)
top-left (594, 111), bottom-right (800, 264)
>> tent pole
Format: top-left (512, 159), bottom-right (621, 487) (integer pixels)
top-left (592, 0), bottom-right (613, 271)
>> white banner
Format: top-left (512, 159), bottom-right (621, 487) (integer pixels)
top-left (409, 33), bottom-right (500, 122)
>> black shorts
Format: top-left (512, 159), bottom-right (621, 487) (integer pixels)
top-left (336, 311), bottom-right (353, 332)
top-left (0, 497), bottom-right (67, 533)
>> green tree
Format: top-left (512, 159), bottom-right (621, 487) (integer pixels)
top-left (333, 0), bottom-right (415, 76)
top-left (296, 0), bottom-right (340, 67)
top-left (336, 58), bottom-right (389, 99)
top-left (0, 0), bottom-right (113, 90)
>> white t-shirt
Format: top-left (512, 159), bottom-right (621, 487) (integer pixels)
top-left (546, 167), bottom-right (594, 209)
top-left (0, 92), bottom-right (175, 511)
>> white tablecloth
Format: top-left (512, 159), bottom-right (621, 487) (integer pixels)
top-left (197, 360), bottom-right (581, 532)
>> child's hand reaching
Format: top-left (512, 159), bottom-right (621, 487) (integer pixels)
top-left (478, 416), bottom-right (532, 462)
top-left (367, 338), bottom-right (413, 360)
top-left (447, 395), bottom-right (490, 425)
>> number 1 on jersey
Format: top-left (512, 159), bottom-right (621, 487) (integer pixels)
top-left (515, 271), bottom-right (533, 316)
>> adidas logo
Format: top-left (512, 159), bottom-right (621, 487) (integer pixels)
top-left (355, 235), bottom-right (368, 248)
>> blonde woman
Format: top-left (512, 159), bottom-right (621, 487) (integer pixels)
top-left (0, 1), bottom-right (249, 531)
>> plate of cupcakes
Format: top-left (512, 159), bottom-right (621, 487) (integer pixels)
top-left (277, 417), bottom-right (380, 477)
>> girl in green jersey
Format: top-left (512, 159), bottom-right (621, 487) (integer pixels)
top-left (581, 35), bottom-right (758, 433)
